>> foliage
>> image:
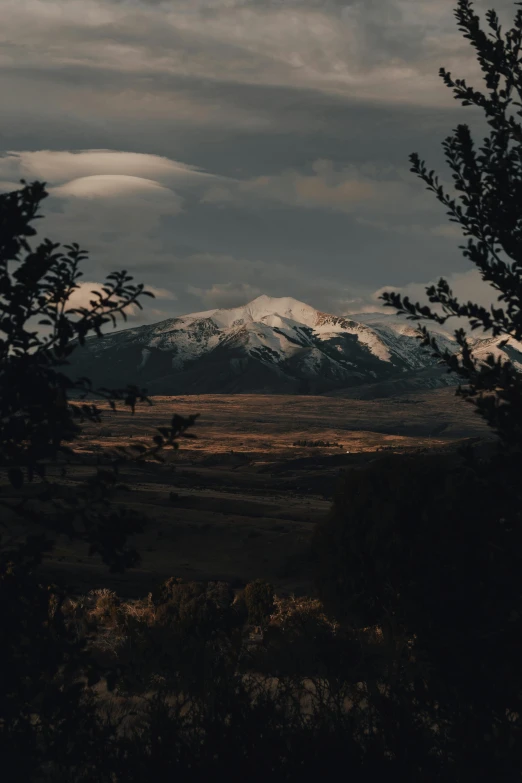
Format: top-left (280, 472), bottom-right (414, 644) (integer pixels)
top-left (100, 579), bottom-right (246, 697)
top-left (0, 180), bottom-right (198, 574)
top-left (248, 594), bottom-right (349, 679)
top-left (0, 564), bottom-right (118, 781)
top-left (380, 0), bottom-right (522, 446)
top-left (314, 2), bottom-right (522, 778)
top-left (314, 452), bottom-right (522, 777)
top-left (0, 180), bottom-right (197, 778)
top-left (58, 580), bottom-right (404, 782)
top-left (244, 579), bottom-right (275, 628)
top-left (102, 674), bottom-right (371, 783)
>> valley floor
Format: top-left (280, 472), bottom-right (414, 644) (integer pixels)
top-left (7, 389), bottom-right (491, 598)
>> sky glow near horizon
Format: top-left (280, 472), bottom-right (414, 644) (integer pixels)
top-left (0, 0), bottom-right (514, 323)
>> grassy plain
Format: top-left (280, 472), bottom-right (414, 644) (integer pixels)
top-left (21, 389), bottom-right (490, 598)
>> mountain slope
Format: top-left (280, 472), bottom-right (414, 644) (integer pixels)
top-left (67, 295), bottom-right (522, 395)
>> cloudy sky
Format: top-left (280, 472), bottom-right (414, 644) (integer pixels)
top-left (0, 0), bottom-right (513, 323)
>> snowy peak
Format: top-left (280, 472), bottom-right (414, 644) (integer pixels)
top-left (199, 295), bottom-right (320, 330)
top-left (71, 294), bottom-right (522, 395)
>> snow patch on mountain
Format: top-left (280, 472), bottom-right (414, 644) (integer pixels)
top-left (73, 295), bottom-right (522, 395)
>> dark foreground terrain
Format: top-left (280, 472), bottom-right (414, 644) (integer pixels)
top-left (11, 389), bottom-right (491, 598)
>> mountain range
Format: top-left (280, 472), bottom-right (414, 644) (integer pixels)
top-left (67, 295), bottom-right (522, 396)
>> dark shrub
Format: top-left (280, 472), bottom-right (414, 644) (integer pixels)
top-left (244, 580), bottom-right (275, 627)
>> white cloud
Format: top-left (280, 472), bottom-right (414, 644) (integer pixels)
top-left (1, 151), bottom-right (445, 237)
top-left (50, 174), bottom-right (177, 200)
top-left (344, 269), bottom-right (499, 329)
top-left (67, 280), bottom-right (178, 315)
top-left (65, 280), bottom-right (141, 318)
top-left (0, 149), bottom-right (216, 284)
top-left (146, 286), bottom-right (178, 300)
top-left (372, 269), bottom-right (495, 311)
top-left (64, 280), bottom-right (177, 325)
top-left (0, 150), bottom-right (216, 188)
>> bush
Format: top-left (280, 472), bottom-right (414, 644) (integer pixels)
top-left (249, 595), bottom-right (350, 678)
top-left (81, 579), bottom-right (244, 696)
top-left (152, 578), bottom-right (237, 629)
top-left (231, 587), bottom-right (248, 625)
top-left (244, 580), bottom-right (275, 627)
top-left (55, 581), bottom-right (391, 781)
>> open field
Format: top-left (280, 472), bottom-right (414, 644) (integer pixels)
top-left (73, 387), bottom-right (489, 460)
top-left (7, 389), bottom-right (491, 599)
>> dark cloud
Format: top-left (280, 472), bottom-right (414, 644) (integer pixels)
top-left (0, 0), bottom-right (508, 317)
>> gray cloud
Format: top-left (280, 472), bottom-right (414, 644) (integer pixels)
top-left (0, 0), bottom-right (511, 322)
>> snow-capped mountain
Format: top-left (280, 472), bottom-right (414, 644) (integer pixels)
top-left (67, 295), bottom-right (522, 395)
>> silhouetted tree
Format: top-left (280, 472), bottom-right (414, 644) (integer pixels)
top-left (0, 180), bottom-right (197, 779)
top-left (0, 179), bottom-right (198, 572)
top-left (315, 2), bottom-right (522, 779)
top-left (381, 0), bottom-right (522, 446)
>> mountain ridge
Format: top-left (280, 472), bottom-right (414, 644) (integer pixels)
top-left (67, 294), bottom-right (522, 395)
